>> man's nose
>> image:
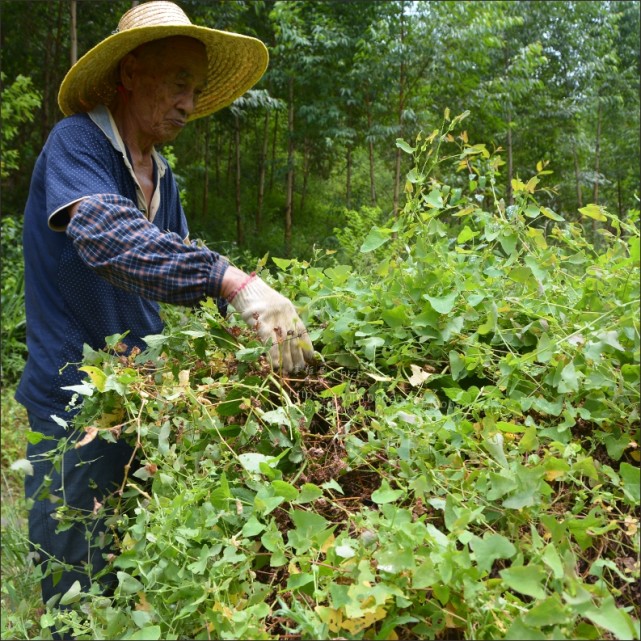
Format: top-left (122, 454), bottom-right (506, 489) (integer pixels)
top-left (177, 91), bottom-right (197, 116)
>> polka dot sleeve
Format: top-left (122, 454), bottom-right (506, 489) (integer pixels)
top-left (43, 117), bottom-right (122, 230)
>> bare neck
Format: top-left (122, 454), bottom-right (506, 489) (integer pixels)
top-left (111, 102), bottom-right (155, 166)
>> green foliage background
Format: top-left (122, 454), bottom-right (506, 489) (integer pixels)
top-left (0, 0), bottom-right (639, 257)
top-left (3, 114), bottom-right (637, 640)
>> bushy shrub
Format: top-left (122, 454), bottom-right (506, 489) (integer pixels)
top-left (332, 204), bottom-right (384, 264)
top-left (26, 112), bottom-right (640, 641)
top-left (1, 73), bottom-right (41, 180)
top-left (1, 216), bottom-right (26, 384)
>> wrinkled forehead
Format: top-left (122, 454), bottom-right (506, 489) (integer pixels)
top-left (126, 36), bottom-right (208, 84)
top-left (130, 36), bottom-right (208, 68)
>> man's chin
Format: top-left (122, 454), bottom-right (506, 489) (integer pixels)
top-left (156, 129), bottom-right (181, 144)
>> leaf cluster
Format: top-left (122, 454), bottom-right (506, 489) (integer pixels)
top-left (31, 113), bottom-right (640, 641)
top-left (0, 73), bottom-right (41, 180)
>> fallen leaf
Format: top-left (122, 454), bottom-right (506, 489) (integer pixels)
top-left (408, 364), bottom-right (430, 387)
top-left (75, 426), bottom-right (99, 448)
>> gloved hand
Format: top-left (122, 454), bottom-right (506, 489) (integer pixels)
top-left (229, 274), bottom-right (315, 374)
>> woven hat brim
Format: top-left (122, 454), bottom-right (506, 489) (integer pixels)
top-left (58, 24), bottom-right (268, 120)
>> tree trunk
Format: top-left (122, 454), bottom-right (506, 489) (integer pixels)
top-left (506, 110), bottom-right (513, 207)
top-left (43, 1), bottom-right (65, 139)
top-left (593, 101), bottom-right (602, 204)
top-left (284, 78), bottom-right (295, 257)
top-left (234, 115), bottom-right (244, 247)
top-left (346, 145), bottom-right (352, 210)
top-left (226, 135), bottom-right (233, 189)
top-left (269, 110), bottom-right (279, 193)
top-left (70, 0), bottom-right (77, 65)
top-left (300, 139), bottom-right (310, 215)
top-left (502, 42), bottom-right (514, 208)
top-left (214, 125), bottom-right (220, 196)
top-left (256, 111), bottom-right (269, 231)
top-left (572, 141), bottom-right (583, 209)
top-left (202, 117), bottom-right (211, 224)
top-left (392, 6), bottom-right (406, 218)
top-left (42, 6), bottom-right (52, 139)
top-left (366, 101), bottom-right (377, 207)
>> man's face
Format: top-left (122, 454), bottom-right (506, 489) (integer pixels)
top-left (124, 36), bottom-right (208, 144)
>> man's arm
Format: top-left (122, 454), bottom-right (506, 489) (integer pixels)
top-left (67, 194), bottom-right (227, 305)
top-left (68, 195), bottom-right (314, 372)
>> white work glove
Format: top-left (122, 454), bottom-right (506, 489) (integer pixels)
top-left (229, 274), bottom-right (315, 374)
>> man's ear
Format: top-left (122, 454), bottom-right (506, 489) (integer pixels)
top-left (118, 53), bottom-right (138, 91)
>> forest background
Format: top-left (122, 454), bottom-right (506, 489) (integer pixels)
top-left (1, 1), bottom-right (640, 640)
top-left (1, 0), bottom-right (639, 259)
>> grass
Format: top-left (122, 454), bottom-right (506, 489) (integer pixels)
top-left (1, 386), bottom-right (47, 640)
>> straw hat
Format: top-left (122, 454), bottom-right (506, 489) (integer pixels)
top-left (58, 1), bottom-right (269, 120)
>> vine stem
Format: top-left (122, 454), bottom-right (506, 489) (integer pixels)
top-left (117, 397), bottom-right (147, 500)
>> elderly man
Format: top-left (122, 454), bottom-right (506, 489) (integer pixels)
top-left (16, 0), bottom-right (314, 610)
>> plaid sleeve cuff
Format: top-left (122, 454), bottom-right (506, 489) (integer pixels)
top-left (208, 259), bottom-right (229, 300)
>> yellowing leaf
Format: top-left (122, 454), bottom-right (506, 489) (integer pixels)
top-left (79, 365), bottom-right (107, 392)
top-left (453, 205), bottom-right (477, 217)
top-left (624, 516), bottom-right (638, 537)
top-left (96, 408), bottom-right (124, 429)
top-left (272, 257), bottom-right (291, 270)
top-left (511, 177), bottom-right (527, 193)
top-left (288, 561), bottom-right (300, 575)
top-left (463, 143), bottom-right (490, 158)
top-left (445, 603), bottom-right (465, 629)
top-left (525, 176), bottom-right (540, 193)
top-left (320, 533), bottom-right (335, 554)
top-left (579, 203), bottom-right (607, 221)
top-left (178, 369), bottom-right (190, 387)
top-left (426, 129), bottom-right (439, 144)
top-left (212, 602), bottom-right (233, 619)
top-left (545, 469), bottom-right (566, 482)
top-left (314, 606), bottom-right (343, 633)
top-left (341, 605), bottom-right (387, 634)
top-left (136, 591), bottom-right (152, 612)
top-left (526, 227), bottom-right (548, 249)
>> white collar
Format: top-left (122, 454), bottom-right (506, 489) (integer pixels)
top-left (88, 105), bottom-right (165, 222)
